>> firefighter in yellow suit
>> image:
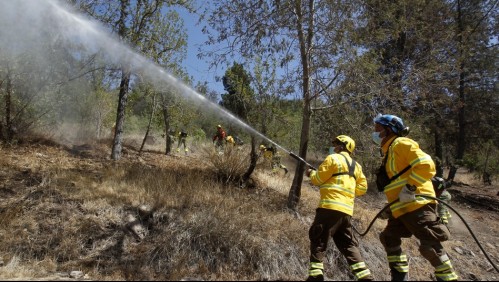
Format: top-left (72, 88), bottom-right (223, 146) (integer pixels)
top-left (259, 144), bottom-right (288, 174)
top-left (373, 114), bottom-right (458, 281)
top-left (226, 135), bottom-right (235, 146)
top-left (305, 135), bottom-right (373, 281)
top-left (432, 177), bottom-right (453, 225)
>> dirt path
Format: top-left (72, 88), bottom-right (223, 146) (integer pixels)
top-left (442, 184), bottom-right (499, 280)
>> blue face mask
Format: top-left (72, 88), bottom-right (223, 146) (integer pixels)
top-left (372, 131), bottom-right (383, 145)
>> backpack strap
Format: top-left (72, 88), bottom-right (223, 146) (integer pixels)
top-left (388, 165), bottom-right (411, 182)
top-left (331, 154), bottom-right (357, 180)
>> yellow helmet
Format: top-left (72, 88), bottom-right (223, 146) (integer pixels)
top-left (217, 124), bottom-right (222, 128)
top-left (259, 144), bottom-right (266, 151)
top-left (333, 135), bottom-right (355, 153)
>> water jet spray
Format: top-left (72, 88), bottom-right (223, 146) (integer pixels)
top-left (264, 142), bottom-right (316, 170)
top-left (3, 0), bottom-right (319, 172)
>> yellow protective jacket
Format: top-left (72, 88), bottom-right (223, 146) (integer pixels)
top-left (382, 136), bottom-right (437, 218)
top-left (226, 136), bottom-right (235, 145)
top-left (309, 152), bottom-right (368, 216)
top-left (263, 150), bottom-right (273, 160)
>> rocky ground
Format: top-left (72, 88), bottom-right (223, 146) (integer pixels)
top-left (443, 181), bottom-right (499, 280)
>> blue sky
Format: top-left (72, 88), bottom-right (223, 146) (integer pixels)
top-left (176, 4), bottom-right (298, 101)
top-left (176, 6), bottom-right (226, 95)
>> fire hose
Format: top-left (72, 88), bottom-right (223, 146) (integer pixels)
top-left (288, 151), bottom-right (497, 272)
top-left (288, 152), bottom-right (316, 170)
top-left (352, 195), bottom-right (499, 273)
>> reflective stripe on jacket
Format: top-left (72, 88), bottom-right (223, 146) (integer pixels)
top-left (382, 136), bottom-right (437, 218)
top-left (309, 152), bottom-right (367, 216)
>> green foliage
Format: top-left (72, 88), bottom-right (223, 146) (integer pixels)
top-left (221, 62), bottom-right (255, 120)
top-left (267, 99), bottom-right (303, 151)
top-left (0, 44), bottom-right (119, 141)
top-left (190, 127), bottom-right (206, 145)
top-left (1, 0), bottom-right (497, 181)
top-left (462, 142), bottom-right (499, 176)
top-left (124, 115), bottom-right (148, 133)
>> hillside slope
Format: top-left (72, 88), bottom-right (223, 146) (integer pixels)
top-left (0, 138), bottom-right (497, 281)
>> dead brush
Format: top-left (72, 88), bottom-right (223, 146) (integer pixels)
top-left (202, 144), bottom-right (251, 184)
top-left (0, 255), bottom-right (55, 279)
top-left (122, 177), bottom-right (311, 281)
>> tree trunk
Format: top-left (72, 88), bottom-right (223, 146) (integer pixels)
top-left (5, 67), bottom-right (13, 142)
top-left (242, 136), bottom-right (258, 183)
top-left (287, 0), bottom-right (313, 211)
top-left (139, 93), bottom-right (157, 154)
top-left (96, 112), bottom-right (102, 139)
top-left (448, 0), bottom-right (466, 181)
top-left (161, 94), bottom-right (172, 155)
top-left (482, 142), bottom-right (492, 185)
top-left (111, 68), bottom-right (131, 160)
top-left (110, 0), bottom-right (130, 160)
top-left (434, 117), bottom-right (444, 178)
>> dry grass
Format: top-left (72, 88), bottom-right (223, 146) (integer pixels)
top-left (0, 137), bottom-right (497, 281)
top-left (0, 138), bottom-right (312, 280)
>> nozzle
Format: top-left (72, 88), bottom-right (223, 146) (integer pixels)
top-left (289, 152), bottom-right (316, 170)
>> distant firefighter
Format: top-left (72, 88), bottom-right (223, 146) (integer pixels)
top-left (432, 177), bottom-right (452, 225)
top-left (176, 129), bottom-right (188, 155)
top-left (225, 135), bottom-right (244, 147)
top-left (259, 144), bottom-right (288, 174)
top-left (212, 124), bottom-right (226, 150)
top-left (226, 135), bottom-right (235, 146)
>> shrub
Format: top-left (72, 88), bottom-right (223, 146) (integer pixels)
top-left (202, 144), bottom-right (251, 184)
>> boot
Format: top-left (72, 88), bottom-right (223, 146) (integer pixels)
top-left (391, 270), bottom-right (408, 281)
top-left (435, 270), bottom-right (458, 281)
